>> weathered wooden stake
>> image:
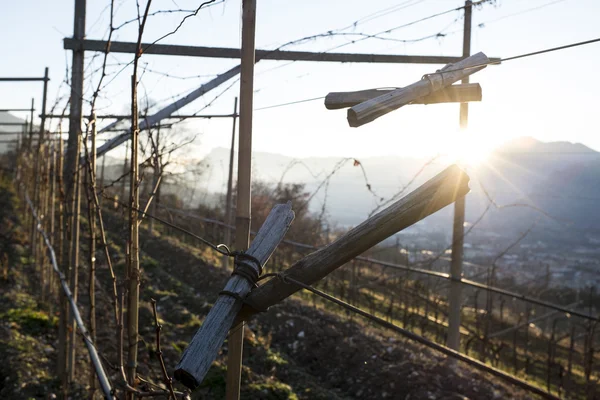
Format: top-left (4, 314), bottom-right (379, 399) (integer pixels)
top-left (175, 203), bottom-right (294, 389)
top-left (238, 165), bottom-right (470, 323)
top-left (325, 83), bottom-right (482, 110)
top-left (347, 51), bottom-right (489, 127)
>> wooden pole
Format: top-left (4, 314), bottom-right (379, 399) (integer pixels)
top-left (324, 83), bottom-right (482, 110)
top-left (237, 165), bottom-right (470, 323)
top-left (62, 0), bottom-right (86, 389)
top-left (222, 97), bottom-right (238, 269)
top-left (175, 204), bottom-right (294, 389)
top-left (347, 51), bottom-right (488, 127)
top-left (65, 37), bottom-right (498, 65)
top-left (227, 1), bottom-right (256, 398)
top-left (447, 0), bottom-right (472, 353)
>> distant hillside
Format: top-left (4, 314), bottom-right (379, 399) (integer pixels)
top-left (0, 112), bottom-right (30, 154)
top-left (200, 137), bottom-right (600, 245)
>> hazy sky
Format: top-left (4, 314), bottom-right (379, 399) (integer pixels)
top-left (1, 0), bottom-right (599, 160)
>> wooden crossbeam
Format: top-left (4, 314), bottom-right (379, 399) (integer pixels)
top-left (64, 38), bottom-right (477, 65)
top-left (347, 52), bottom-right (490, 127)
top-left (324, 83), bottom-right (482, 110)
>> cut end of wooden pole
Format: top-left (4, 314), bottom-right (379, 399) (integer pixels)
top-left (174, 369), bottom-right (199, 390)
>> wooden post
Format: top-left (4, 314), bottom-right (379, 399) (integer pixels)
top-left (62, 0), bottom-right (86, 389)
top-left (227, 1), bottom-right (256, 398)
top-left (175, 204), bottom-right (295, 389)
top-left (222, 97), bottom-right (238, 269)
top-left (347, 51), bottom-right (488, 127)
top-left (447, 0), bottom-right (472, 353)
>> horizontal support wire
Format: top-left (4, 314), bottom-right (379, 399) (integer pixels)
top-left (25, 192), bottom-right (115, 400)
top-left (278, 275), bottom-right (560, 400)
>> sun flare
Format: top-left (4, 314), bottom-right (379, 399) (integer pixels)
top-left (442, 131), bottom-right (495, 167)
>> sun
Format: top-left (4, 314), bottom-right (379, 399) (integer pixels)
top-left (442, 130), bottom-right (495, 167)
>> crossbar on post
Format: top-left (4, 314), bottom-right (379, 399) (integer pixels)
top-left (63, 38), bottom-right (495, 65)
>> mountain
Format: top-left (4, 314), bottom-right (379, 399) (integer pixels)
top-left (200, 137), bottom-right (600, 246)
top-left (473, 137), bottom-right (600, 235)
top-left (0, 112), bottom-right (29, 154)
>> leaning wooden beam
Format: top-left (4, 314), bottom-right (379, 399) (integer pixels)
top-left (236, 164), bottom-right (470, 323)
top-left (93, 64), bottom-right (241, 160)
top-left (325, 83), bottom-right (482, 110)
top-left (347, 52), bottom-right (490, 127)
top-left (174, 203), bottom-right (295, 389)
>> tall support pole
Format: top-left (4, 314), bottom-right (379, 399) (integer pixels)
top-left (226, 1), bottom-right (256, 399)
top-left (447, 0), bottom-right (472, 353)
top-left (62, 0), bottom-right (86, 389)
top-left (222, 97), bottom-right (238, 269)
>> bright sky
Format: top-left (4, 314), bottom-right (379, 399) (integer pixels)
top-left (1, 0), bottom-right (599, 161)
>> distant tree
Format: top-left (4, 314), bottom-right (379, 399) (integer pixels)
top-left (250, 181), bottom-right (324, 245)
